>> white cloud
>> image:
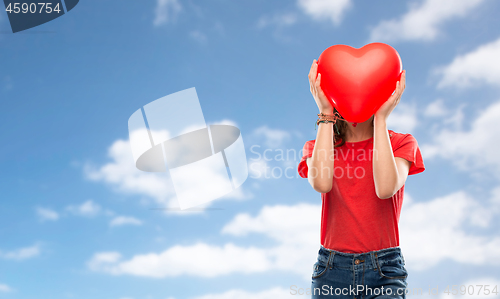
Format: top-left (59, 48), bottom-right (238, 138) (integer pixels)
top-left (165, 154), bottom-right (247, 209)
top-left (154, 0), bottom-right (182, 26)
top-left (387, 102), bottom-right (418, 133)
top-left (216, 185), bottom-right (252, 201)
top-left (84, 137), bottom-right (177, 208)
top-left (400, 190), bottom-right (500, 270)
top-left (66, 200), bottom-right (101, 217)
top-left (87, 252), bottom-right (122, 272)
top-left (250, 126), bottom-right (291, 148)
top-left (369, 0), bottom-right (485, 43)
top-left (110, 216), bottom-right (143, 227)
top-left (424, 99), bottom-right (466, 131)
top-left (297, 0), bottom-right (352, 26)
top-left (424, 98), bottom-right (449, 117)
top-left (221, 203), bottom-right (320, 246)
top-left (88, 243), bottom-right (272, 278)
top-left (86, 124), bottom-right (251, 212)
top-left (190, 287), bottom-right (291, 299)
top-left (35, 207), bottom-right (59, 222)
top-left (0, 244), bottom-right (40, 261)
top-left (88, 203), bottom-right (321, 280)
top-left (436, 37), bottom-right (500, 88)
top-left (421, 99), bottom-right (500, 176)
top-left (89, 184), bottom-right (500, 279)
top-left (0, 283), bottom-right (12, 293)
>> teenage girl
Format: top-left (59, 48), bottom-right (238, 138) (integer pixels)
top-left (297, 59), bottom-right (425, 298)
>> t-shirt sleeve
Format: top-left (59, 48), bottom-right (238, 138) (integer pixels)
top-left (393, 134), bottom-right (425, 175)
top-left (297, 139), bottom-right (315, 178)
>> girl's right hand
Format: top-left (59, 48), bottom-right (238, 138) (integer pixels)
top-left (308, 59), bottom-right (333, 114)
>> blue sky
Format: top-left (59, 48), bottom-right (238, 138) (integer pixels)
top-left (1, 0), bottom-right (500, 298)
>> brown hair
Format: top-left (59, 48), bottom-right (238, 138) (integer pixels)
top-left (333, 107), bottom-right (374, 148)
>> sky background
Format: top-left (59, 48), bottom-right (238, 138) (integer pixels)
top-left (1, 0), bottom-right (500, 298)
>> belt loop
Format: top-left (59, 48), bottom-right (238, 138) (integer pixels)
top-left (370, 252), bottom-right (377, 271)
top-left (328, 251), bottom-right (335, 269)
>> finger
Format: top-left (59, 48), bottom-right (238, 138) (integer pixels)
top-left (396, 89), bottom-right (402, 101)
top-left (398, 78), bottom-right (404, 92)
top-left (394, 82), bottom-right (402, 101)
top-left (397, 84), bottom-right (404, 100)
top-left (396, 86), bottom-right (403, 100)
top-left (309, 59), bottom-right (318, 80)
top-left (317, 83), bottom-right (326, 97)
top-left (312, 60), bottom-right (318, 79)
top-left (308, 59), bottom-right (315, 80)
top-left (309, 62), bottom-right (317, 89)
top-left (315, 72), bottom-right (321, 88)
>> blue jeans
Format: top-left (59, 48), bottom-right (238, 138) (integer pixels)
top-left (311, 245), bottom-right (408, 298)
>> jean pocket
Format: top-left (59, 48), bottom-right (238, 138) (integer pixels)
top-left (376, 256), bottom-right (408, 279)
top-left (312, 260), bottom-right (328, 279)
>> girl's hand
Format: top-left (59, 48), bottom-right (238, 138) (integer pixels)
top-left (375, 70), bottom-right (406, 121)
top-left (308, 59), bottom-right (333, 114)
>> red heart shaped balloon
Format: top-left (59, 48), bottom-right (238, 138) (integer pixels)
top-left (317, 43), bottom-right (402, 123)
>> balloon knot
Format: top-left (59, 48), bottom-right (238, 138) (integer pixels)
top-left (352, 122), bottom-right (358, 127)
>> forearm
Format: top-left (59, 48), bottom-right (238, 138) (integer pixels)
top-left (372, 116), bottom-right (399, 199)
top-left (308, 121), bottom-right (335, 193)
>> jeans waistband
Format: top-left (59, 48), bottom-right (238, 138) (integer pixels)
top-left (318, 245), bottom-right (405, 270)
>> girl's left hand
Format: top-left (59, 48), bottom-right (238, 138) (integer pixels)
top-left (374, 70), bottom-right (406, 121)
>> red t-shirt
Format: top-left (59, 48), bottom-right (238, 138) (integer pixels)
top-left (297, 129), bottom-right (425, 253)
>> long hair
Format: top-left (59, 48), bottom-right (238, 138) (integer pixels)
top-left (333, 107), bottom-right (374, 148)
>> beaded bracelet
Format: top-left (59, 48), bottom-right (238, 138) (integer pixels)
top-left (315, 111), bottom-right (343, 133)
top-left (315, 120), bottom-right (341, 135)
top-left (315, 119), bottom-right (335, 130)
